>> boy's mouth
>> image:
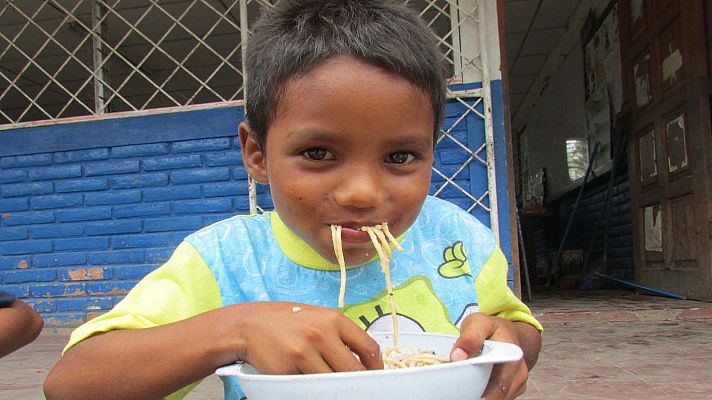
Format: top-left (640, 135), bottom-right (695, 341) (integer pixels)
top-left (333, 223), bottom-right (382, 244)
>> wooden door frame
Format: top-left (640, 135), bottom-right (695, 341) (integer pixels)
top-left (619, 0), bottom-right (712, 299)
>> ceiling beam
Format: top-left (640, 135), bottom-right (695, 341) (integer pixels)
top-left (511, 0), bottom-right (609, 130)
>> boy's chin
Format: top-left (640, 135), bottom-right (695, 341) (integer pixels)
top-left (342, 250), bottom-right (378, 266)
top-left (322, 248), bottom-right (373, 266)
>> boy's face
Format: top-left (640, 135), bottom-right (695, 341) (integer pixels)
top-left (241, 56), bottom-right (435, 265)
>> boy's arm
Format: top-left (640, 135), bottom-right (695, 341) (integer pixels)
top-left (454, 314), bottom-right (541, 399)
top-left (0, 297), bottom-right (44, 358)
top-left (451, 246), bottom-right (542, 399)
top-left (44, 241), bottom-right (223, 400)
top-left (512, 319), bottom-right (542, 371)
top-left (47, 303), bottom-right (311, 400)
top-left (45, 302), bottom-right (383, 400)
top-left (44, 242), bottom-right (382, 400)
top-left (45, 307), bottom-right (240, 400)
top-left (474, 247), bottom-right (543, 333)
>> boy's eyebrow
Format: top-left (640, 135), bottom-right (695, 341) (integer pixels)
top-left (288, 127), bottom-right (432, 147)
top-left (286, 128), bottom-right (334, 141)
top-left (383, 135), bottom-right (433, 148)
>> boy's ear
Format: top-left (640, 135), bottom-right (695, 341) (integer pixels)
top-left (238, 122), bottom-right (269, 184)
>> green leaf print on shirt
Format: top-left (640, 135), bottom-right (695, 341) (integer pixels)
top-left (438, 241), bottom-right (471, 279)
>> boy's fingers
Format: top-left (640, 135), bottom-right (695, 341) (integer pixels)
top-left (464, 316), bottom-right (525, 399)
top-left (451, 313), bottom-right (492, 361)
top-left (321, 339), bottom-right (368, 372)
top-left (338, 323), bottom-right (383, 370)
top-left (295, 353), bottom-right (334, 375)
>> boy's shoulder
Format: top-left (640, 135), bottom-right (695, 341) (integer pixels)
top-left (186, 211), bottom-right (273, 244)
top-left (415, 196), bottom-right (496, 248)
top-left (420, 196), bottom-right (489, 229)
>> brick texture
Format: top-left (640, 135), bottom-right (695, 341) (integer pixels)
top-left (1, 134), bottom-right (249, 326)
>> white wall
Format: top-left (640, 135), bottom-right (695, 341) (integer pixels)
top-left (523, 42), bottom-right (587, 201)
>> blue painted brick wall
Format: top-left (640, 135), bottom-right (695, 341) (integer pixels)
top-left (1, 94), bottom-right (509, 326)
top-left (1, 109), bottom-right (253, 326)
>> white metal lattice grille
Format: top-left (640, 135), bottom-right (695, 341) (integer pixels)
top-left (1, 0), bottom-right (496, 235)
top-left (435, 95), bottom-right (489, 212)
top-left (1, 0), bottom-right (250, 121)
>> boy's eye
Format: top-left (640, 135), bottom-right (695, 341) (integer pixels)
top-left (303, 147), bottom-right (334, 161)
top-left (387, 151), bottom-right (416, 165)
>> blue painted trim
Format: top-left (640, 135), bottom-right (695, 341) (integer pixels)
top-left (463, 92), bottom-right (490, 227)
top-left (449, 80), bottom-right (513, 283)
top-left (0, 107), bottom-right (244, 157)
top-left (449, 82), bottom-right (483, 91)
top-left (490, 80), bottom-right (514, 281)
top-left (449, 81), bottom-right (512, 260)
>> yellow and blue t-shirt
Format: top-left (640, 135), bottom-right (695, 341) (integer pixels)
top-left (64, 195), bottom-right (541, 399)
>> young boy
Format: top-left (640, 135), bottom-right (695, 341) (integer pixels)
top-left (44, 1), bottom-right (542, 399)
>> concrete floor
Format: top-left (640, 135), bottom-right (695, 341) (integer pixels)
top-left (524, 320), bottom-right (712, 399)
top-left (2, 289), bottom-right (711, 399)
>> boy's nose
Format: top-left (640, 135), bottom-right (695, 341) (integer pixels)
top-left (333, 167), bottom-right (385, 210)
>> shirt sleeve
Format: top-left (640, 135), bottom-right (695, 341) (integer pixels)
top-left (62, 241), bottom-right (222, 400)
top-left (474, 246), bottom-right (543, 332)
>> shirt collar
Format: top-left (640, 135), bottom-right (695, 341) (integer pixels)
top-left (269, 211), bottom-right (404, 271)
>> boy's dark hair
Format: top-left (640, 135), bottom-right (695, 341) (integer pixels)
top-left (244, 0), bottom-right (448, 150)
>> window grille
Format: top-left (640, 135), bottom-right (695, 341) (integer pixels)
top-left (1, 0), bottom-right (499, 238)
top-left (566, 138), bottom-right (590, 182)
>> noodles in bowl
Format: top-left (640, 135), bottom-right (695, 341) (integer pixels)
top-left (382, 346), bottom-right (450, 369)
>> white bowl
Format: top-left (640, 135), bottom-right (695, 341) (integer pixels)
top-left (215, 332), bottom-right (523, 400)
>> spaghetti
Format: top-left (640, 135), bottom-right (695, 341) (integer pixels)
top-left (381, 347), bottom-right (450, 369)
top-left (361, 225), bottom-right (400, 347)
top-left (329, 223), bottom-right (449, 369)
top-left (330, 224), bottom-right (347, 308)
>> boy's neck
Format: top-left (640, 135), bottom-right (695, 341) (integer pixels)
top-left (270, 211), bottom-right (348, 271)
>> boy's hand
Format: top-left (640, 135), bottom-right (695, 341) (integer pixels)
top-left (451, 313), bottom-right (533, 400)
top-left (233, 302), bottom-right (383, 374)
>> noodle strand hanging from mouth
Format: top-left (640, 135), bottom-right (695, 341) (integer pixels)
top-left (331, 225), bottom-right (347, 308)
top-left (362, 226), bottom-right (399, 347)
top-left (371, 227), bottom-right (392, 258)
top-left (380, 222), bottom-right (403, 252)
top-left (330, 223), bottom-right (448, 369)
